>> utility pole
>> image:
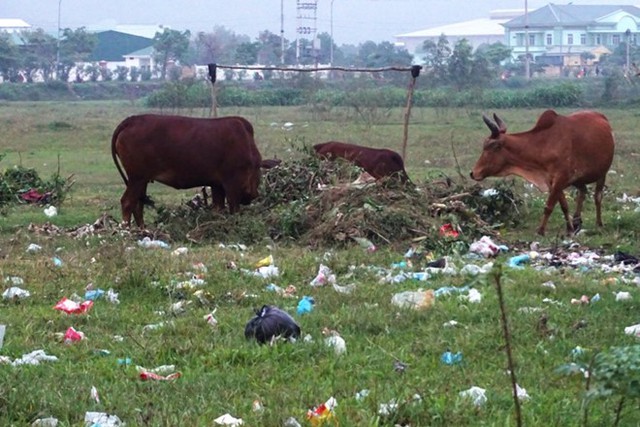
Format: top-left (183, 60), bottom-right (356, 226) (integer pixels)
top-left (280, 0), bottom-right (285, 64)
top-left (56, 0), bottom-right (62, 80)
top-left (330, 0), bottom-right (335, 66)
top-left (626, 29), bottom-right (631, 74)
top-left (524, 0), bottom-right (530, 79)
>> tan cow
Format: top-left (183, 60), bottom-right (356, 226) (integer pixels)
top-left (470, 110), bottom-right (615, 235)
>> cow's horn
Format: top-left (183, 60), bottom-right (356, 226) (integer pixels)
top-left (493, 113), bottom-right (507, 133)
top-left (482, 114), bottom-right (500, 138)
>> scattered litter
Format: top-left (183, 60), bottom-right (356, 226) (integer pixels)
top-left (378, 399), bottom-right (398, 416)
top-left (571, 346), bottom-right (585, 359)
top-left (624, 323), bottom-right (640, 337)
top-left (459, 386), bottom-right (487, 407)
top-left (323, 330), bottom-right (346, 355)
top-left (117, 358), bottom-right (131, 366)
top-left (204, 310), bottom-right (218, 328)
top-left (54, 297), bottom-right (93, 314)
top-left (52, 257), bottom-right (63, 267)
top-left (393, 360), bottom-right (408, 373)
top-left (590, 293), bottom-right (601, 303)
top-left (434, 285), bottom-right (470, 297)
top-left (516, 384), bottom-right (530, 401)
top-left (541, 281), bottom-right (556, 291)
top-left (251, 265), bottom-right (280, 279)
top-left (0, 324), bottom-right (5, 349)
top-left (255, 254), bottom-right (274, 268)
top-left (508, 253), bottom-right (531, 268)
top-left (332, 282), bottom-right (356, 294)
top-left (44, 206), bottom-right (58, 217)
top-left (137, 237), bottom-right (170, 249)
top-left (283, 417), bottom-right (302, 427)
top-left (482, 188), bottom-right (499, 197)
top-left (142, 321), bottom-right (173, 332)
top-left (139, 371), bottom-right (181, 381)
top-left (136, 364), bottom-right (176, 375)
top-left (84, 412), bottom-right (123, 427)
top-left (310, 264), bottom-right (336, 287)
top-left (460, 288), bottom-right (482, 303)
top-left (171, 247), bottom-right (188, 256)
top-left (469, 236), bottom-right (504, 258)
top-left (64, 327), bottom-right (85, 344)
top-left (31, 417), bottom-right (59, 427)
top-left (443, 320), bottom-right (459, 328)
top-left (307, 396), bottom-right (337, 426)
top-left (570, 295), bottom-right (590, 305)
top-left (27, 243), bottom-right (42, 253)
top-left (439, 223), bottom-right (460, 238)
top-left (252, 399), bottom-right (263, 413)
top-left (106, 289), bottom-right (120, 304)
top-left (460, 262), bottom-right (493, 276)
top-left (10, 349), bottom-right (58, 366)
top-left (244, 305), bottom-right (300, 344)
top-left (170, 300), bottom-right (191, 315)
top-left (352, 236), bottom-right (376, 252)
top-left (355, 389), bottom-right (370, 401)
top-left (297, 296), bottom-right (315, 315)
top-left (441, 350), bottom-right (463, 365)
top-left (90, 386), bottom-right (100, 403)
top-left (3, 287), bottom-right (30, 300)
top-left (85, 289), bottom-right (105, 301)
top-left (214, 413), bottom-right (244, 426)
top-left (391, 289), bottom-right (435, 310)
top-left (614, 291), bottom-right (632, 301)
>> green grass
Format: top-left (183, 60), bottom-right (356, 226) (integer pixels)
top-left (1, 102), bottom-right (640, 426)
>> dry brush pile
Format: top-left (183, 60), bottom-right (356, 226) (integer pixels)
top-left (154, 154), bottom-right (525, 252)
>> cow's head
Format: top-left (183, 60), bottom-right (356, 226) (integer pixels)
top-left (470, 113), bottom-right (509, 181)
top-left (240, 163), bottom-right (261, 205)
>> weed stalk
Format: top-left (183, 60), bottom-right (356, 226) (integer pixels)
top-left (492, 264), bottom-right (523, 427)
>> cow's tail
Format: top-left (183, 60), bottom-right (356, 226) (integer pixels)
top-left (111, 119), bottom-right (130, 187)
top-left (111, 118), bottom-right (156, 207)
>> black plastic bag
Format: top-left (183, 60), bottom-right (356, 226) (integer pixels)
top-left (244, 305), bottom-right (301, 344)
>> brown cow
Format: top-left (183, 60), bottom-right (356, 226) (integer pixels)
top-left (112, 114), bottom-right (262, 228)
top-left (470, 110), bottom-right (615, 236)
top-left (313, 141), bottom-right (410, 182)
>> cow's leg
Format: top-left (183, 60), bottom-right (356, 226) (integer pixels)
top-left (133, 182), bottom-right (148, 229)
top-left (537, 188), bottom-right (565, 236)
top-left (572, 184), bottom-right (587, 231)
top-left (120, 180), bottom-right (147, 229)
top-left (210, 183), bottom-right (226, 211)
top-left (556, 191), bottom-right (574, 235)
top-left (594, 177), bottom-right (606, 227)
top-left (201, 187), bottom-right (209, 206)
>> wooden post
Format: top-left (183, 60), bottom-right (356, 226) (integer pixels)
top-left (207, 63), bottom-right (218, 118)
top-left (401, 65), bottom-right (421, 161)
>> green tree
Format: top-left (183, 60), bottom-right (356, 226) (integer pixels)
top-left (192, 26), bottom-right (249, 65)
top-left (474, 41), bottom-right (512, 81)
top-left (447, 38), bottom-right (474, 89)
top-left (234, 41), bottom-right (259, 65)
top-left (0, 33), bottom-right (20, 82)
top-left (58, 27), bottom-right (97, 82)
top-left (153, 28), bottom-right (191, 79)
top-left (256, 30), bottom-right (286, 65)
top-left (19, 29), bottom-right (57, 82)
top-left (422, 34), bottom-right (451, 84)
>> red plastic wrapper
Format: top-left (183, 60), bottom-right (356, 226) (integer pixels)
top-left (54, 297), bottom-right (94, 314)
top-left (139, 371), bottom-right (181, 381)
top-left (64, 326), bottom-right (85, 343)
top-left (439, 223), bottom-right (460, 238)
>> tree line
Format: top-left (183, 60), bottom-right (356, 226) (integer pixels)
top-left (0, 24), bottom-right (636, 86)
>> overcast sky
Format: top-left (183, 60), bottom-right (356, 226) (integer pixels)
top-left (5, 0), bottom-right (640, 45)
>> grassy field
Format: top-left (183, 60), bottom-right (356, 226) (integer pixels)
top-left (1, 101), bottom-right (640, 426)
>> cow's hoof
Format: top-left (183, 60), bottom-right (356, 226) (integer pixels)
top-left (536, 227), bottom-right (546, 236)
